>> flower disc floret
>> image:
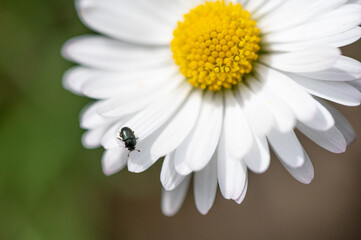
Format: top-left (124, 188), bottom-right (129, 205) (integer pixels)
top-left (171, 1), bottom-right (261, 91)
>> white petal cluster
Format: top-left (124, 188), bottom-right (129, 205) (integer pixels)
top-left (63, 0), bottom-right (361, 216)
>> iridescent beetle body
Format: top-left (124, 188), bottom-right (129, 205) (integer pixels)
top-left (118, 127), bottom-right (140, 156)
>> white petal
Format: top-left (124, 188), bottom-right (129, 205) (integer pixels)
top-left (80, 101), bottom-right (117, 129)
top-left (76, 0), bottom-right (182, 45)
top-left (299, 56), bottom-right (361, 81)
top-left (300, 99), bottom-right (335, 131)
top-left (256, 64), bottom-right (317, 123)
top-left (248, 77), bottom-right (296, 133)
top-left (263, 27), bottom-right (361, 52)
top-left (161, 175), bottom-right (191, 217)
top-left (252, 0), bottom-right (284, 19)
top-left (258, 65), bottom-right (334, 131)
top-left (160, 151), bottom-right (186, 191)
top-left (263, 4), bottom-right (361, 43)
top-left (289, 73), bottom-right (361, 106)
top-left (267, 128), bottom-right (304, 168)
top-left (81, 65), bottom-right (179, 99)
top-left (62, 66), bottom-right (102, 95)
top-left (259, 0), bottom-right (346, 33)
top-left (234, 177), bottom-right (248, 204)
top-left (223, 91), bottom-right (253, 159)
top-left (174, 92), bottom-right (223, 175)
top-left (101, 148), bottom-right (128, 176)
top-left (124, 82), bottom-right (191, 142)
top-left (318, 99), bottom-right (356, 145)
top-left (97, 73), bottom-right (184, 118)
top-left (217, 130), bottom-right (248, 200)
top-left (82, 123), bottom-right (112, 149)
top-left (102, 88), bottom-right (186, 149)
top-left (101, 120), bottom-right (129, 149)
top-left (237, 0), bottom-right (250, 6)
top-left (349, 79), bottom-right (361, 90)
top-left (244, 0), bottom-right (267, 14)
top-left (348, 0), bottom-right (361, 4)
top-left (260, 47), bottom-right (341, 73)
top-left (282, 150), bottom-right (314, 184)
top-left (151, 89), bottom-right (203, 160)
top-left (194, 154), bottom-right (217, 215)
top-left (127, 131), bottom-right (160, 173)
top-left (62, 35), bottom-right (172, 70)
top-left (244, 135), bottom-right (270, 173)
top-left (297, 121), bottom-right (347, 153)
top-left (236, 84), bottom-right (274, 137)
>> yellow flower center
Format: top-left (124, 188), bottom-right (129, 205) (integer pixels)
top-left (171, 1), bottom-right (261, 91)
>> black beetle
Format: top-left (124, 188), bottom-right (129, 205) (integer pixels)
top-left (117, 127), bottom-right (140, 156)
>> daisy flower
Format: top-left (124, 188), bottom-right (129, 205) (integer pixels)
top-left (62, 0), bottom-right (361, 216)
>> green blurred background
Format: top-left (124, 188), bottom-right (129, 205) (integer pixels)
top-left (0, 1), bottom-right (360, 239)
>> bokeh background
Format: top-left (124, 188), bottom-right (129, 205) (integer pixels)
top-left (0, 1), bottom-right (360, 239)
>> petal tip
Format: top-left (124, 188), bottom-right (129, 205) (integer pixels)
top-left (174, 164), bottom-right (192, 176)
top-left (161, 207), bottom-right (177, 217)
top-left (102, 164), bottom-right (118, 176)
top-left (127, 161), bottom-right (141, 173)
top-left (76, 0), bottom-right (95, 13)
top-left (302, 178), bottom-right (313, 185)
top-left (197, 207), bottom-right (210, 216)
top-left (61, 37), bottom-right (80, 61)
